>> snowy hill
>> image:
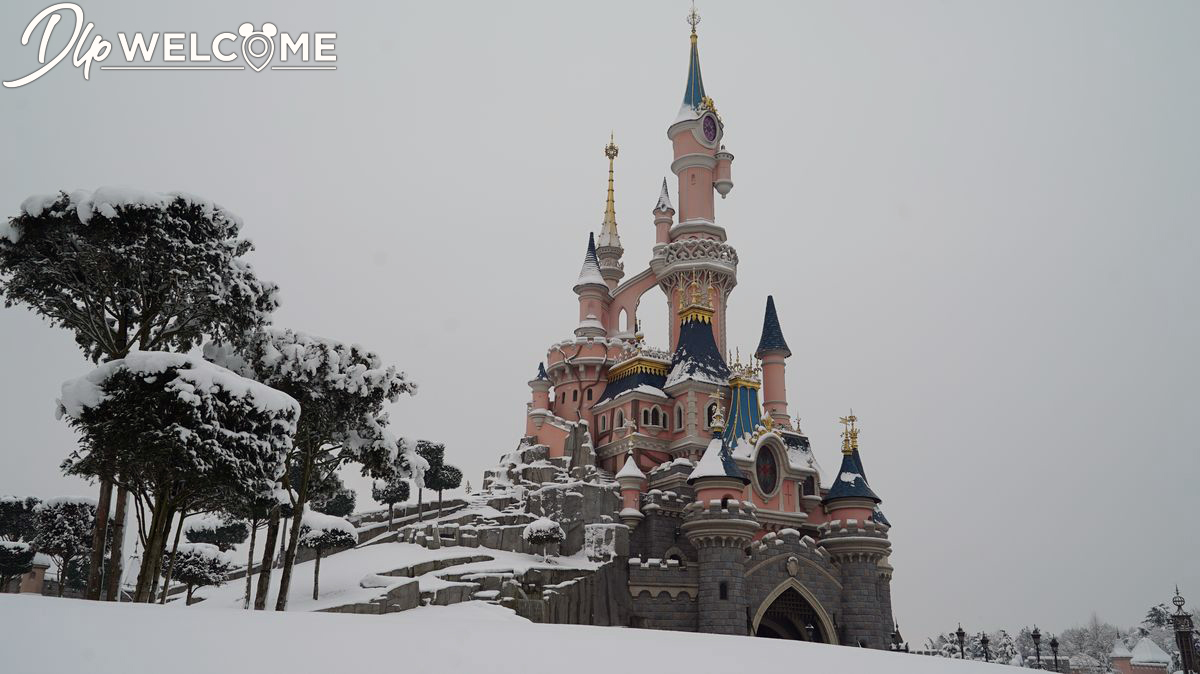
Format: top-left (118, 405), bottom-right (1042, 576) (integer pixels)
top-left (2, 594), bottom-right (1010, 674)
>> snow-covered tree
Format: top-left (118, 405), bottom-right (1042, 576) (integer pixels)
top-left (1060, 614), bottom-right (1122, 666)
top-left (1, 188), bottom-right (279, 599)
top-left (0, 541), bottom-right (35, 591)
top-left (306, 471), bottom-right (356, 518)
top-left (990, 630), bottom-right (1021, 666)
top-left (522, 517), bottom-right (565, 562)
top-left (1144, 603), bottom-right (1172, 629)
top-left (298, 510), bottom-right (356, 600)
top-left (33, 497), bottom-right (96, 597)
top-left (372, 475), bottom-right (411, 532)
top-left (165, 543), bottom-right (233, 605)
top-left (204, 328), bottom-right (420, 611)
top-left (184, 513), bottom-right (250, 552)
top-left (0, 496), bottom-right (41, 541)
top-left (426, 464), bottom-right (462, 518)
top-left (229, 488), bottom-right (292, 610)
top-left (57, 352), bottom-right (298, 602)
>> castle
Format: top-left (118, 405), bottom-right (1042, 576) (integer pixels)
top-left (512, 8), bottom-right (898, 647)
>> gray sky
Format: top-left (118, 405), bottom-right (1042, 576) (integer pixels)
top-left (1, 0), bottom-right (1197, 642)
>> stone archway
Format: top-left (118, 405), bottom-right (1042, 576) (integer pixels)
top-left (751, 578), bottom-right (838, 644)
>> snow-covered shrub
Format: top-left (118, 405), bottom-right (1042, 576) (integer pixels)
top-left (312, 487), bottom-right (356, 518)
top-left (298, 510), bottom-right (357, 600)
top-left (33, 497), bottom-right (96, 596)
top-left (372, 475), bottom-right (410, 531)
top-left (165, 543), bottom-right (233, 604)
top-left (0, 541), bottom-right (35, 591)
top-left (56, 352), bottom-right (299, 602)
top-left (522, 517), bottom-right (565, 561)
top-left (0, 496), bottom-right (41, 542)
top-left (184, 513), bottom-right (250, 552)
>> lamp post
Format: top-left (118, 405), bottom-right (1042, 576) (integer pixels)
top-left (1050, 636), bottom-right (1060, 672)
top-left (1032, 626), bottom-right (1042, 669)
top-left (956, 623), bottom-right (967, 659)
top-left (981, 632), bottom-right (991, 663)
top-left (1173, 587), bottom-right (1197, 674)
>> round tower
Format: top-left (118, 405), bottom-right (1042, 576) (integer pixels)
top-left (573, 232), bottom-right (610, 339)
top-left (683, 402), bottom-right (758, 635)
top-left (615, 452), bottom-right (647, 530)
top-left (652, 178), bottom-right (675, 245)
top-left (754, 296), bottom-right (792, 427)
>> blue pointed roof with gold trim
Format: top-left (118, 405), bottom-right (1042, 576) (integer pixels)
top-left (754, 296), bottom-right (791, 358)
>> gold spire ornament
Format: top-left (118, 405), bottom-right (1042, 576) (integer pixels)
top-left (838, 411), bottom-right (859, 455)
top-left (687, 2), bottom-right (701, 36)
top-left (598, 133), bottom-right (621, 249)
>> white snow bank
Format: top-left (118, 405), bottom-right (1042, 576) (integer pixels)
top-left (0, 594), bottom-right (1007, 674)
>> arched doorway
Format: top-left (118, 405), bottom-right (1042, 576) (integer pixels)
top-left (751, 583), bottom-right (837, 644)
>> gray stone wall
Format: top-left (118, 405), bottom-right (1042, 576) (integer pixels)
top-left (629, 508), bottom-right (694, 562)
top-left (837, 558), bottom-right (887, 648)
top-left (631, 590), bottom-right (698, 632)
top-left (743, 531), bottom-right (843, 642)
top-left (696, 543), bottom-right (751, 635)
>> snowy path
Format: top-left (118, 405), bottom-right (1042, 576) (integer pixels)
top-left (1, 595), bottom-right (1007, 674)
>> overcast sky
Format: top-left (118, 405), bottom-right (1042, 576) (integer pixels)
top-left (1, 0), bottom-right (1197, 642)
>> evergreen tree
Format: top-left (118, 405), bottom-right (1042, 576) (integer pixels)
top-left (415, 440), bottom-right (445, 519)
top-left (1144, 603), bottom-right (1172, 629)
top-left (298, 511), bottom-right (356, 600)
top-left (313, 488), bottom-right (356, 518)
top-left (0, 541), bottom-right (35, 592)
top-left (33, 497), bottom-right (96, 597)
top-left (184, 513), bottom-right (250, 552)
top-left (0, 496), bottom-right (41, 541)
top-left (522, 517), bottom-right (565, 562)
top-left (1, 189), bottom-right (278, 599)
top-left (57, 352), bottom-right (298, 602)
top-left (166, 543), bottom-right (233, 605)
top-left (372, 475), bottom-right (411, 532)
top-left (1059, 614), bottom-right (1121, 666)
top-left (990, 630), bottom-right (1020, 665)
top-left (204, 328), bottom-right (420, 611)
top-left (426, 464), bottom-right (462, 518)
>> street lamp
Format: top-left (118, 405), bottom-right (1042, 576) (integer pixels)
top-left (956, 623), bottom-right (967, 659)
top-left (1032, 626), bottom-right (1042, 669)
top-left (1050, 636), bottom-right (1060, 672)
top-left (981, 632), bottom-right (991, 663)
top-left (805, 624), bottom-right (816, 643)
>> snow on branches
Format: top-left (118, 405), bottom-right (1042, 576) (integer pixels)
top-left (298, 510), bottom-right (357, 551)
top-left (522, 517), bottom-right (565, 561)
top-left (1, 188), bottom-right (278, 362)
top-left (184, 513), bottom-right (250, 552)
top-left (167, 543), bottom-right (234, 604)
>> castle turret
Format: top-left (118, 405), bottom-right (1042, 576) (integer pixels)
top-left (683, 401), bottom-right (757, 635)
top-left (595, 135), bottom-right (625, 290)
top-left (615, 452), bottom-right (647, 529)
top-left (754, 296), bottom-right (792, 427)
top-left (820, 413), bottom-right (894, 648)
top-left (573, 232), bottom-right (609, 338)
top-left (652, 178), bottom-right (674, 244)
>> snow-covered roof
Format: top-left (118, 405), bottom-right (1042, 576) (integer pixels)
top-left (823, 451), bottom-right (880, 503)
top-left (615, 454), bottom-right (646, 481)
top-left (1130, 638), bottom-right (1171, 666)
top-left (688, 435), bottom-right (747, 485)
top-left (665, 315), bottom-right (729, 389)
top-left (654, 178), bottom-right (673, 212)
top-left (576, 233), bottom-right (606, 287)
top-left (1111, 641), bottom-right (1133, 659)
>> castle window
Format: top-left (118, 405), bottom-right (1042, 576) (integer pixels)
top-left (719, 582), bottom-right (728, 600)
top-left (651, 407), bottom-right (661, 426)
top-left (616, 410), bottom-right (624, 428)
top-left (803, 475), bottom-right (816, 497)
top-left (572, 390), bottom-right (578, 402)
top-left (721, 496), bottom-right (730, 509)
top-left (675, 405), bottom-right (684, 430)
top-left (599, 415), bottom-right (607, 432)
top-left (642, 409), bottom-right (651, 426)
top-left (706, 403), bottom-right (718, 427)
top-left (586, 388), bottom-right (593, 401)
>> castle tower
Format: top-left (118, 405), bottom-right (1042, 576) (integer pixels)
top-left (615, 452), bottom-right (647, 530)
top-left (652, 178), bottom-right (674, 245)
top-left (664, 274), bottom-right (731, 458)
top-left (654, 8), bottom-right (738, 354)
top-left (595, 135), bottom-right (625, 290)
top-left (820, 414), bottom-right (894, 648)
top-left (754, 296), bottom-right (792, 427)
top-left (573, 232), bottom-right (609, 339)
top-left (683, 401), bottom-right (758, 635)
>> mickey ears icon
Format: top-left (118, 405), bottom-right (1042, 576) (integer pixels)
top-left (238, 22), bottom-right (278, 38)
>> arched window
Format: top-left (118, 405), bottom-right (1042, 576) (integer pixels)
top-left (599, 415), bottom-right (607, 432)
top-left (651, 408), bottom-right (661, 426)
top-left (615, 410), bottom-right (624, 428)
top-left (586, 388), bottom-right (593, 401)
top-left (642, 409), bottom-right (651, 426)
top-left (706, 403), bottom-right (718, 427)
top-left (675, 405), bottom-right (684, 430)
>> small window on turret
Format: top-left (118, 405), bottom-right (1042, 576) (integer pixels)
top-left (651, 408), bottom-right (661, 426)
top-left (599, 415), bottom-right (607, 432)
top-left (586, 388), bottom-right (593, 401)
top-left (572, 390), bottom-right (578, 402)
top-left (675, 406), bottom-right (684, 430)
top-left (719, 582), bottom-right (728, 600)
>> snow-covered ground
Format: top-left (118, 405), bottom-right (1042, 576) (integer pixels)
top-left (2, 594), bottom-right (1005, 674)
top-left (190, 540), bottom-right (597, 612)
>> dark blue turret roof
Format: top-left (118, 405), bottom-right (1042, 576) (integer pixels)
top-left (666, 317), bottom-right (729, 387)
top-left (595, 369), bottom-right (667, 405)
top-left (754, 295), bottom-right (791, 358)
top-left (535, 363), bottom-right (549, 380)
top-left (823, 451), bottom-right (881, 504)
top-left (682, 34), bottom-right (706, 112)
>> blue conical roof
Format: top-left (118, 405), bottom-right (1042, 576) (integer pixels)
top-left (682, 34), bottom-right (706, 112)
top-left (535, 362), bottom-right (549, 380)
top-left (754, 296), bottom-right (791, 358)
top-left (666, 314), bottom-right (729, 387)
top-left (824, 451), bottom-right (880, 503)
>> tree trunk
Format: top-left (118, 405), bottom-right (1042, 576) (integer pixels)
top-left (275, 516), bottom-right (289, 568)
top-left (254, 507), bottom-right (280, 610)
top-left (417, 489), bottom-right (423, 520)
top-left (243, 521), bottom-right (258, 609)
top-left (58, 558), bottom-right (70, 597)
top-left (86, 479), bottom-right (113, 600)
top-left (104, 485), bottom-right (128, 601)
top-left (386, 504), bottom-right (393, 532)
top-left (438, 489), bottom-right (443, 518)
top-left (312, 550), bottom-right (321, 600)
top-left (133, 495), bottom-right (171, 602)
top-left (186, 584), bottom-right (195, 606)
top-left (274, 455), bottom-right (313, 612)
top-left (159, 509), bottom-right (187, 604)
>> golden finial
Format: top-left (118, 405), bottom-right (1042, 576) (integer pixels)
top-left (599, 132), bottom-right (620, 247)
top-left (604, 131), bottom-right (619, 160)
top-left (838, 410), bottom-right (858, 455)
top-left (707, 389), bottom-right (725, 431)
top-left (687, 2), bottom-right (701, 36)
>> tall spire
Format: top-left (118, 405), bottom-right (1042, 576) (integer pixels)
top-left (597, 133), bottom-right (621, 249)
top-left (654, 178), bottom-right (674, 213)
top-left (754, 295), bottom-right (791, 358)
top-left (682, 5), bottom-right (707, 114)
top-left (575, 232), bottom-right (605, 289)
